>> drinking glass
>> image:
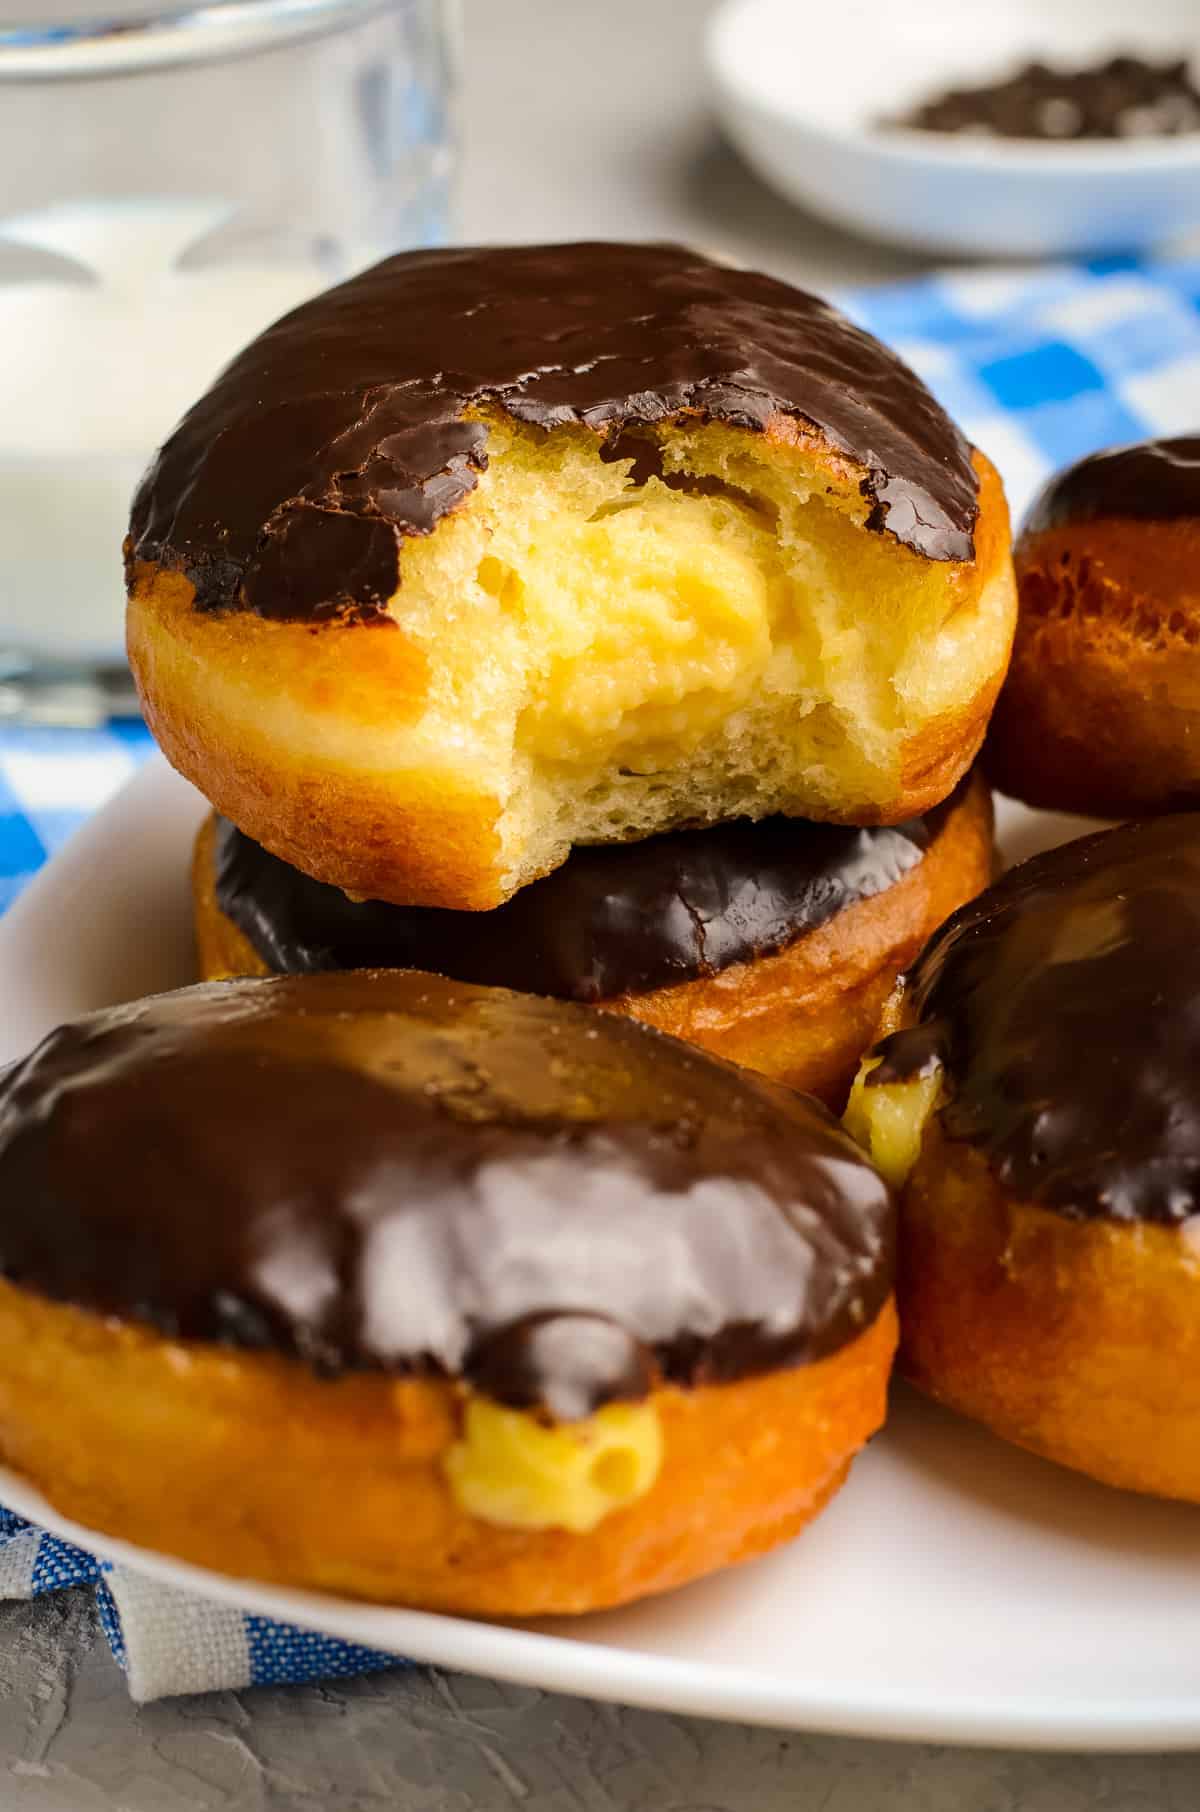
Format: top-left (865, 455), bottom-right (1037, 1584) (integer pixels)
top-left (0, 0), bottom-right (457, 722)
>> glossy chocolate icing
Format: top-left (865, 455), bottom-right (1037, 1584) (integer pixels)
top-left (128, 243), bottom-right (979, 623)
top-left (1023, 436), bottom-right (1200, 535)
top-left (867, 814), bottom-right (1200, 1224)
top-left (212, 797), bottom-right (950, 1000)
top-left (0, 973), bottom-right (893, 1417)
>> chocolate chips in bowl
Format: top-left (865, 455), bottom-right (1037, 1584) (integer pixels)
top-left (890, 55), bottom-right (1200, 143)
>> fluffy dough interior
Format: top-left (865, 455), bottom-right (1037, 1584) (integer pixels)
top-left (387, 408), bottom-right (1005, 894)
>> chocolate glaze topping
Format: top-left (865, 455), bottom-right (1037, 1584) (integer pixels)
top-left (867, 815), bottom-right (1200, 1224)
top-left (1023, 435), bottom-right (1200, 535)
top-left (0, 973), bottom-right (893, 1418)
top-left (128, 243), bottom-right (979, 622)
top-left (212, 796), bottom-right (951, 999)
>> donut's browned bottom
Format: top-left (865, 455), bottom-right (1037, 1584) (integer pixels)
top-left (899, 1121), bottom-right (1200, 1503)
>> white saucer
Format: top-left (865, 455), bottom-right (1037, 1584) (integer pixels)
top-left (707, 0), bottom-right (1200, 257)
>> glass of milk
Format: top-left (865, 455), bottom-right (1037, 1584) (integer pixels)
top-left (0, 0), bottom-right (457, 722)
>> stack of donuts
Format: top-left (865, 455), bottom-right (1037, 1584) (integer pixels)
top-left (12, 242), bottom-right (1199, 1619)
top-left (0, 243), bottom-right (1018, 1611)
top-left (149, 242), bottom-right (1015, 1109)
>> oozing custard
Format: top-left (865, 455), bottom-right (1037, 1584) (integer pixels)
top-left (844, 1053), bottom-right (943, 1188)
top-left (445, 1397), bottom-right (662, 1532)
top-left (847, 814), bottom-right (1200, 1221)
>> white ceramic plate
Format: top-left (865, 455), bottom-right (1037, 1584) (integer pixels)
top-left (707, 0), bottom-right (1200, 257)
top-left (4, 760), bottom-right (1200, 1750)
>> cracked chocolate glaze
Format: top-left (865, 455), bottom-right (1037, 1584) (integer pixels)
top-left (0, 973), bottom-right (893, 1417)
top-left (1023, 435), bottom-right (1200, 535)
top-left (212, 793), bottom-right (955, 999)
top-left (867, 814), bottom-right (1200, 1224)
top-left (127, 243), bottom-right (979, 622)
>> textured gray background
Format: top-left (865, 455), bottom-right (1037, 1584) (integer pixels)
top-left (7, 1590), bottom-right (1200, 1810)
top-left (7, 0), bottom-right (1200, 1805)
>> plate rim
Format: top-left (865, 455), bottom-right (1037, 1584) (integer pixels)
top-left (3, 1458), bottom-right (1200, 1751)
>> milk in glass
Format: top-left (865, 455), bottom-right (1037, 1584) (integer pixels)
top-left (0, 200), bottom-right (343, 662)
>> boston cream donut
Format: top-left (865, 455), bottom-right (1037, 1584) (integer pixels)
top-left (846, 815), bottom-right (1200, 1503)
top-left (985, 436), bottom-right (1200, 817)
top-left (193, 770), bottom-right (994, 1107)
top-left (0, 971), bottom-right (895, 1612)
top-left (127, 242), bottom-right (1015, 910)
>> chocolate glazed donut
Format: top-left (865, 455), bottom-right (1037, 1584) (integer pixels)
top-left (128, 243), bottom-right (980, 609)
top-left (192, 769), bottom-right (995, 1107)
top-left (847, 813), bottom-right (1200, 1502)
top-left (127, 242), bottom-right (1015, 912)
top-left (985, 436), bottom-right (1200, 817)
top-left (0, 972), bottom-right (897, 1611)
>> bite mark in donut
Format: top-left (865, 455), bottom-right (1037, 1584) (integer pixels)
top-left (127, 243), bottom-right (1016, 909)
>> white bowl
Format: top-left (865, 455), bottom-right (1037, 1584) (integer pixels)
top-left (706, 0), bottom-right (1200, 258)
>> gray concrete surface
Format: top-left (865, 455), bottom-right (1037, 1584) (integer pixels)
top-left (7, 1592), bottom-right (1200, 1812)
top-left (8, 1), bottom-right (1200, 1805)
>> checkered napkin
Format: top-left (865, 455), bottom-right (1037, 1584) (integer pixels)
top-left (0, 1511), bottom-right (400, 1700)
top-left (843, 250), bottom-right (1200, 522)
top-left (4, 251), bottom-right (1200, 1699)
top-left (0, 719), bottom-right (153, 914)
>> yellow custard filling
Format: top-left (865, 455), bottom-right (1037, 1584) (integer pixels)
top-left (445, 1396), bottom-right (663, 1532)
top-left (844, 1055), bottom-right (944, 1187)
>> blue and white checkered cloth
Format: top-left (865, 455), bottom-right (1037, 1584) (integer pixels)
top-left (845, 251), bottom-right (1200, 524)
top-left (0, 719), bottom-right (154, 915)
top-left (4, 251), bottom-right (1200, 1698)
top-left (0, 1510), bottom-right (399, 1700)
